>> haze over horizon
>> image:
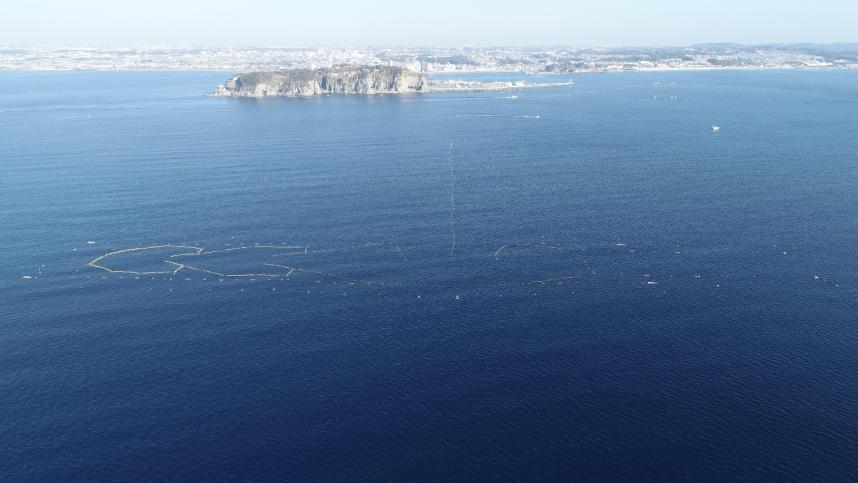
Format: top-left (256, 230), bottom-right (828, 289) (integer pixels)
top-left (2, 0), bottom-right (857, 48)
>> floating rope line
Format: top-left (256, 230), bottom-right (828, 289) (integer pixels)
top-left (494, 242), bottom-right (515, 259)
top-left (448, 140), bottom-right (457, 258)
top-left (88, 241), bottom-right (585, 290)
top-left (527, 276), bottom-right (578, 285)
top-left (494, 240), bottom-right (566, 260)
top-left (88, 243), bottom-right (412, 286)
top-left (395, 241), bottom-right (408, 262)
top-left (88, 245), bottom-right (204, 276)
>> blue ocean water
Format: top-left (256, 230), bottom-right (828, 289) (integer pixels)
top-left (2, 69), bottom-right (858, 481)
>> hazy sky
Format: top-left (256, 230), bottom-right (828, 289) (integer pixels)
top-left (3, 0), bottom-right (857, 47)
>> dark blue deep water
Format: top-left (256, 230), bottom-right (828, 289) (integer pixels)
top-left (2, 70), bottom-right (858, 481)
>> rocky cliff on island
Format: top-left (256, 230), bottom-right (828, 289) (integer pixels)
top-left (213, 66), bottom-right (430, 97)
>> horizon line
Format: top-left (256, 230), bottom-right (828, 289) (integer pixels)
top-left (4, 42), bottom-right (858, 51)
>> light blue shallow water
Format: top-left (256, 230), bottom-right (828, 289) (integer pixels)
top-left (2, 70), bottom-right (858, 480)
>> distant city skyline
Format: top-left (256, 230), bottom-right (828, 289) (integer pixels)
top-left (3, 0), bottom-right (857, 48)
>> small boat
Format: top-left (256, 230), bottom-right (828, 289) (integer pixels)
top-left (712, 123), bottom-right (721, 132)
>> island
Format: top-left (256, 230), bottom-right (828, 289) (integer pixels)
top-left (213, 66), bottom-right (429, 97)
top-left (212, 66), bottom-right (575, 98)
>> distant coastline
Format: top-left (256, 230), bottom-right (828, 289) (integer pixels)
top-left (3, 44), bottom-right (857, 72)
